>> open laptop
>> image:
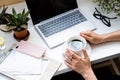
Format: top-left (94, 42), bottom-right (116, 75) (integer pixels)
top-left (25, 0), bottom-right (96, 48)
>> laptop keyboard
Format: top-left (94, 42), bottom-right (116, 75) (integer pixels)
top-left (38, 10), bottom-right (87, 37)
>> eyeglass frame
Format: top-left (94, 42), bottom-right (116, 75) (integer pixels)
top-left (93, 8), bottom-right (117, 27)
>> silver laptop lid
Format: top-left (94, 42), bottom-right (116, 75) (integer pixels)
top-left (25, 0), bottom-right (78, 25)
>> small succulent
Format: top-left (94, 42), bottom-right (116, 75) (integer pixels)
top-left (93, 0), bottom-right (120, 16)
top-left (6, 8), bottom-right (30, 31)
top-left (0, 5), bottom-right (11, 25)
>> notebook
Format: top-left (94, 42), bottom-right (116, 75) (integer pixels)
top-left (25, 0), bottom-right (97, 48)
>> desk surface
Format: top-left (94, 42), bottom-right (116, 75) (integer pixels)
top-left (0, 0), bottom-right (120, 79)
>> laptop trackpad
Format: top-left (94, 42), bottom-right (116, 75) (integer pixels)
top-left (75, 21), bottom-right (96, 32)
top-left (45, 27), bottom-right (79, 48)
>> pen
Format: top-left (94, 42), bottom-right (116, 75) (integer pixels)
top-left (91, 28), bottom-right (97, 31)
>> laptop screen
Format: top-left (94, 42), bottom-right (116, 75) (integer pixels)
top-left (25, 0), bottom-right (78, 25)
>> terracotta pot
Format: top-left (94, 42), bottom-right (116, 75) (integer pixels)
top-left (13, 27), bottom-right (30, 41)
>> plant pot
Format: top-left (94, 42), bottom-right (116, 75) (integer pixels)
top-left (13, 28), bottom-right (30, 41)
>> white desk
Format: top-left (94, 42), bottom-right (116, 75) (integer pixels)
top-left (0, 0), bottom-right (120, 79)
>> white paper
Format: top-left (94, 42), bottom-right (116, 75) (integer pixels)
top-left (0, 52), bottom-right (49, 77)
top-left (0, 50), bottom-right (62, 80)
top-left (1, 52), bottom-right (48, 74)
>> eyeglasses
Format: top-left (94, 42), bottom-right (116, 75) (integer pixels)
top-left (93, 8), bottom-right (117, 27)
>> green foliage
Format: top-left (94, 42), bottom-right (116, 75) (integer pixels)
top-left (0, 5), bottom-right (11, 24)
top-left (6, 8), bottom-right (30, 31)
top-left (93, 0), bottom-right (120, 16)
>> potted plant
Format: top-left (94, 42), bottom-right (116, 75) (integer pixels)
top-left (6, 8), bottom-right (30, 41)
top-left (0, 5), bottom-right (12, 32)
top-left (93, 0), bottom-right (120, 17)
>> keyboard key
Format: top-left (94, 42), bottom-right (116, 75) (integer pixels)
top-left (38, 10), bottom-right (87, 37)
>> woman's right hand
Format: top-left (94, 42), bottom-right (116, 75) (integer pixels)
top-left (80, 30), bottom-right (104, 44)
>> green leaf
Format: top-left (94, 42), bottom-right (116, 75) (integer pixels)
top-left (22, 9), bottom-right (25, 16)
top-left (5, 8), bottom-right (30, 30)
top-left (12, 8), bottom-right (17, 18)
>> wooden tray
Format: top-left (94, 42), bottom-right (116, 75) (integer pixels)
top-left (0, 0), bottom-right (24, 6)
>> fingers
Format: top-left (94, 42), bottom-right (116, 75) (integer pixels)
top-left (64, 49), bottom-right (90, 64)
top-left (66, 49), bottom-right (78, 59)
top-left (80, 30), bottom-right (92, 37)
top-left (65, 49), bottom-right (89, 60)
top-left (64, 60), bottom-right (74, 69)
top-left (64, 49), bottom-right (79, 65)
top-left (64, 52), bottom-right (72, 64)
top-left (80, 30), bottom-right (93, 41)
top-left (81, 34), bottom-right (93, 41)
top-left (82, 49), bottom-right (89, 60)
top-left (64, 49), bottom-right (78, 70)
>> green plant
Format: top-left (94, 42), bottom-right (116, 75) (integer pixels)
top-left (6, 8), bottom-right (30, 31)
top-left (93, 0), bottom-right (120, 16)
top-left (0, 5), bottom-right (11, 25)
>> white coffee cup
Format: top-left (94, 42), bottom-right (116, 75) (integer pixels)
top-left (66, 35), bottom-right (87, 57)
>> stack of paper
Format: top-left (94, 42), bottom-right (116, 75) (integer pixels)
top-left (0, 41), bottom-right (62, 80)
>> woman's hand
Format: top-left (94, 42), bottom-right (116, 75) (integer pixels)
top-left (80, 30), bottom-right (104, 44)
top-left (64, 49), bottom-right (97, 80)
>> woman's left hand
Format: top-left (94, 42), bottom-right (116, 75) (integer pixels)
top-left (64, 49), bottom-right (91, 76)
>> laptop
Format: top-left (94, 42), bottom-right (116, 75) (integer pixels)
top-left (25, 0), bottom-right (96, 48)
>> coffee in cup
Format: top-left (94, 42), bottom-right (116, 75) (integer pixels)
top-left (66, 36), bottom-right (86, 57)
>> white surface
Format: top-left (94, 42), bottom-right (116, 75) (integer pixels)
top-left (0, 0), bottom-right (120, 79)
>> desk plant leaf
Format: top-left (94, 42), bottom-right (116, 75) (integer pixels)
top-left (0, 5), bottom-right (11, 25)
top-left (6, 8), bottom-right (30, 31)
